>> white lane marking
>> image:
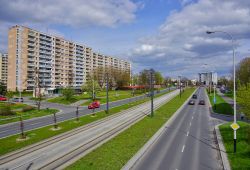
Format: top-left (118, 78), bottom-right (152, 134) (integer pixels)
top-left (186, 131), bottom-right (189, 136)
top-left (190, 122), bottom-right (192, 126)
top-left (181, 145), bottom-right (185, 152)
top-left (192, 116), bottom-right (193, 119)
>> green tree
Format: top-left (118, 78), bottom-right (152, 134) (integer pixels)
top-left (237, 83), bottom-right (250, 118)
top-left (61, 87), bottom-right (74, 100)
top-left (81, 79), bottom-right (101, 100)
top-left (236, 57), bottom-right (250, 88)
top-left (154, 71), bottom-right (164, 85)
top-left (5, 91), bottom-right (14, 103)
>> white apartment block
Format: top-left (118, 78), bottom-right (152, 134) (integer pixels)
top-left (0, 53), bottom-right (8, 85)
top-left (7, 25), bottom-right (131, 91)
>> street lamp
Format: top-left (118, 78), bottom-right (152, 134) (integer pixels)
top-left (206, 30), bottom-right (237, 153)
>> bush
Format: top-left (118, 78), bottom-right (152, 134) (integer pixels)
top-left (0, 105), bottom-right (14, 116)
top-left (22, 105), bottom-right (35, 112)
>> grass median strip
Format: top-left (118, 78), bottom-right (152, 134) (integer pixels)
top-left (0, 109), bottom-right (58, 125)
top-left (0, 89), bottom-right (172, 156)
top-left (208, 93), bottom-right (233, 115)
top-left (219, 121), bottom-right (250, 170)
top-left (65, 88), bottom-right (195, 170)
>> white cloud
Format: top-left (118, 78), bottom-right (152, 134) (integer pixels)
top-left (0, 0), bottom-right (140, 51)
top-left (129, 0), bottom-right (250, 78)
top-left (0, 0), bottom-right (139, 27)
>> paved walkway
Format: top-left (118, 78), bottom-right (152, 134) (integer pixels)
top-left (70, 99), bottom-right (88, 106)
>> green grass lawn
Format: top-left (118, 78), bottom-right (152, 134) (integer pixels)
top-left (0, 108), bottom-right (58, 125)
top-left (47, 90), bottom-right (145, 105)
top-left (12, 91), bottom-right (33, 97)
top-left (0, 102), bottom-right (27, 110)
top-left (65, 88), bottom-right (195, 170)
top-left (0, 89), bottom-right (171, 156)
top-left (208, 93), bottom-right (233, 115)
top-left (219, 121), bottom-right (250, 170)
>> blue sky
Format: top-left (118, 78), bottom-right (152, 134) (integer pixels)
top-left (0, 0), bottom-right (249, 79)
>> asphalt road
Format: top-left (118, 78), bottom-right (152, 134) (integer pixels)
top-left (0, 89), bottom-right (180, 170)
top-left (0, 88), bottom-right (175, 138)
top-left (132, 87), bottom-right (223, 170)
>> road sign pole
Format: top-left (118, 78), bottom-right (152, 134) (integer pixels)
top-left (234, 130), bottom-right (236, 153)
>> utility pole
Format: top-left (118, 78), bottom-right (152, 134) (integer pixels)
top-left (214, 84), bottom-right (216, 110)
top-left (106, 73), bottom-right (109, 114)
top-left (178, 76), bottom-right (182, 98)
top-left (150, 69), bottom-right (154, 117)
top-left (76, 106), bottom-right (79, 121)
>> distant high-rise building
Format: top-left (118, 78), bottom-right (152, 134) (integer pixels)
top-left (198, 72), bottom-right (217, 85)
top-left (7, 25), bottom-right (131, 91)
top-left (0, 53), bottom-right (8, 85)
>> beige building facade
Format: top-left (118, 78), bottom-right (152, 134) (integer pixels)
top-left (7, 25), bottom-right (131, 91)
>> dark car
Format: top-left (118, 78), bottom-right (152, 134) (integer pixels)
top-left (199, 100), bottom-right (205, 105)
top-left (192, 94), bottom-right (197, 99)
top-left (12, 97), bottom-right (24, 102)
top-left (188, 100), bottom-right (195, 105)
top-left (0, 95), bottom-right (7, 101)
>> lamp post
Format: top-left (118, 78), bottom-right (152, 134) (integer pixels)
top-left (178, 76), bottom-right (181, 98)
top-left (206, 30), bottom-right (237, 153)
top-left (106, 73), bottom-right (109, 114)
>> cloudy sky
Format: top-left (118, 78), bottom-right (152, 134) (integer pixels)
top-left (0, 0), bottom-right (249, 79)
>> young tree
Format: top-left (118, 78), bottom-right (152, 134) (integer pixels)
top-left (62, 87), bottom-right (74, 100)
top-left (154, 71), bottom-right (164, 85)
top-left (81, 79), bottom-right (101, 100)
top-left (5, 91), bottom-right (14, 104)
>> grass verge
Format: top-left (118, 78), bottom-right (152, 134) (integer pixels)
top-left (65, 88), bottom-right (195, 170)
top-left (0, 109), bottom-right (58, 125)
top-left (0, 89), bottom-right (172, 156)
top-left (47, 90), bottom-right (144, 105)
top-left (219, 121), bottom-right (250, 170)
top-left (208, 93), bottom-right (233, 115)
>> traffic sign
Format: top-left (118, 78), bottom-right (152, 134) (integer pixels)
top-left (231, 123), bottom-right (240, 130)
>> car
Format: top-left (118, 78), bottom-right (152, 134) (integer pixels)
top-left (88, 101), bottom-right (100, 109)
top-left (12, 97), bottom-right (24, 102)
top-left (188, 100), bottom-right (195, 105)
top-left (192, 94), bottom-right (197, 99)
top-left (199, 100), bottom-right (205, 105)
top-left (0, 95), bottom-right (7, 101)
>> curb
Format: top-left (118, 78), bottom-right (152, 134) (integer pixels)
top-left (215, 124), bottom-right (231, 170)
top-left (122, 88), bottom-right (196, 170)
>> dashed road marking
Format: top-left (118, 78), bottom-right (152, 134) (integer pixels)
top-left (181, 145), bottom-right (185, 152)
top-left (186, 131), bottom-right (189, 136)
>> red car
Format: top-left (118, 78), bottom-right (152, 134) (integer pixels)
top-left (0, 95), bottom-right (7, 101)
top-left (88, 101), bottom-right (100, 109)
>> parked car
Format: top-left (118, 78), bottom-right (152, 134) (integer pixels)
top-left (188, 100), bottom-right (195, 105)
top-left (12, 97), bottom-right (24, 102)
top-left (0, 95), bottom-right (7, 101)
top-left (192, 94), bottom-right (197, 99)
top-left (199, 100), bottom-right (205, 105)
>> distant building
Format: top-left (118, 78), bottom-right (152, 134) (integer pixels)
top-left (0, 53), bottom-right (8, 85)
top-left (198, 72), bottom-right (217, 85)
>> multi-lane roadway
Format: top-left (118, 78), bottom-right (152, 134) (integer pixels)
top-left (0, 89), bottom-right (180, 170)
top-left (130, 87), bottom-right (223, 170)
top-left (0, 88), bottom-right (174, 138)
